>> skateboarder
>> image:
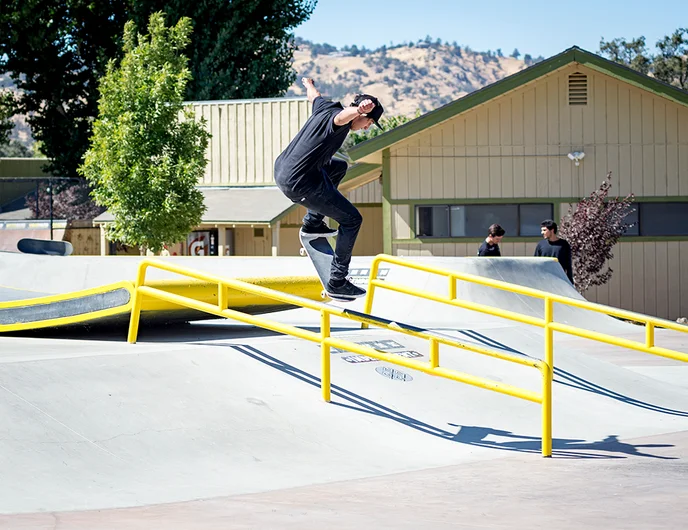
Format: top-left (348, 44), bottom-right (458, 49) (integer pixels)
top-left (274, 77), bottom-right (384, 299)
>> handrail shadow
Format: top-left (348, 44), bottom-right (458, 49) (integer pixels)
top-left (223, 343), bottom-right (676, 460)
top-left (456, 330), bottom-right (688, 418)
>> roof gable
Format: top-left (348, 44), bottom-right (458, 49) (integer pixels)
top-left (348, 46), bottom-right (688, 161)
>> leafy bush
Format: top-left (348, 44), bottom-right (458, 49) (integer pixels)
top-left (79, 13), bottom-right (210, 253)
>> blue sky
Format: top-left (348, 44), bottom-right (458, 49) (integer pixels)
top-left (294, 0), bottom-right (686, 58)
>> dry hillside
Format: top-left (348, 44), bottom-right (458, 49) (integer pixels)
top-left (287, 40), bottom-right (535, 117)
top-left (2, 40), bottom-right (539, 150)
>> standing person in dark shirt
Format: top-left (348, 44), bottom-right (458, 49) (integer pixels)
top-left (477, 224), bottom-right (505, 257)
top-left (534, 219), bottom-right (574, 284)
top-left (274, 77), bottom-right (384, 299)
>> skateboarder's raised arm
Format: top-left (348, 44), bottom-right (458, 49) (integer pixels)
top-left (333, 98), bottom-right (375, 127)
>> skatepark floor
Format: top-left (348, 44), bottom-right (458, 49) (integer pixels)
top-left (1, 255), bottom-right (687, 529)
top-left (1, 321), bottom-right (687, 530)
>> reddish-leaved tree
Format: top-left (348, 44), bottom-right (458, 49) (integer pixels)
top-left (25, 180), bottom-right (104, 221)
top-left (559, 172), bottom-right (635, 293)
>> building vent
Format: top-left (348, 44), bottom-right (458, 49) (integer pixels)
top-left (253, 227), bottom-right (264, 238)
top-left (568, 72), bottom-right (588, 105)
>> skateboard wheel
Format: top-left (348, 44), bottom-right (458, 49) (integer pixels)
top-left (299, 248), bottom-right (306, 256)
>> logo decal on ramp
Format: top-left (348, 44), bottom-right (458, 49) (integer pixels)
top-left (375, 366), bottom-right (414, 382)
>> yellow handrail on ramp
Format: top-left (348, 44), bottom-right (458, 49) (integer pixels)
top-left (362, 255), bottom-right (688, 373)
top-left (127, 258), bottom-right (554, 457)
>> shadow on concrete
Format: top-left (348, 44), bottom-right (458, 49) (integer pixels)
top-left (226, 343), bottom-right (677, 460)
top-left (455, 331), bottom-right (688, 419)
top-left (553, 367), bottom-right (688, 417)
top-left (8, 320), bottom-right (687, 420)
top-left (448, 425), bottom-right (676, 459)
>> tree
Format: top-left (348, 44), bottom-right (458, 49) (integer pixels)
top-left (559, 172), bottom-right (636, 293)
top-left (599, 29), bottom-right (687, 89)
top-left (654, 28), bottom-right (688, 89)
top-left (0, 90), bottom-right (32, 157)
top-left (0, 0), bottom-right (315, 181)
top-left (139, 1), bottom-right (317, 100)
top-left (599, 36), bottom-right (652, 75)
top-left (511, 48), bottom-right (521, 59)
top-left (0, 140), bottom-right (32, 158)
top-left (1, 90), bottom-right (16, 146)
top-left (79, 13), bottom-right (210, 253)
top-left (0, 1), bottom-right (131, 179)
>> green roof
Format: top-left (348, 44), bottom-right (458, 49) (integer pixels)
top-left (348, 46), bottom-right (688, 161)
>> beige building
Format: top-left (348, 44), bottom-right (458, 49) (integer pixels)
top-left (345, 46), bottom-right (688, 320)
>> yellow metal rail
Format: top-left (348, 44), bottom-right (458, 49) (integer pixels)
top-left (127, 258), bottom-right (554, 457)
top-left (362, 255), bottom-right (688, 374)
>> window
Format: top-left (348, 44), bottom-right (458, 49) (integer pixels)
top-left (417, 206), bottom-right (450, 237)
top-left (416, 204), bottom-right (553, 238)
top-left (623, 203), bottom-right (688, 236)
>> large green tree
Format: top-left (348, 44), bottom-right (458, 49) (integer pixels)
top-left (79, 13), bottom-right (210, 253)
top-left (0, 1), bottom-right (131, 177)
top-left (0, 0), bottom-right (316, 182)
top-left (133, 1), bottom-right (317, 100)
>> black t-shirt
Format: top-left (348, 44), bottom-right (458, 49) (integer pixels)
top-left (274, 96), bottom-right (351, 194)
top-left (477, 240), bottom-right (501, 257)
top-left (534, 238), bottom-right (574, 284)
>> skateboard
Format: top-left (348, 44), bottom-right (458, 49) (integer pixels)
top-left (17, 238), bottom-right (74, 256)
top-left (299, 233), bottom-right (355, 302)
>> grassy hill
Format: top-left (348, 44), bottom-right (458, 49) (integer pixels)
top-left (287, 39), bottom-right (540, 117)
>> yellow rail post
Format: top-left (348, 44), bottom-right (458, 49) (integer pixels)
top-left (218, 283), bottom-right (227, 311)
top-left (127, 262), bottom-right (148, 344)
top-left (429, 338), bottom-right (439, 369)
top-left (448, 275), bottom-right (457, 300)
top-left (321, 311), bottom-right (331, 402)
top-left (544, 297), bottom-right (554, 371)
top-left (645, 322), bottom-right (655, 349)
top-left (361, 257), bottom-right (381, 329)
top-left (541, 361), bottom-right (553, 457)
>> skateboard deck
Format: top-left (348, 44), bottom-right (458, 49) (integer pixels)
top-left (17, 238), bottom-right (74, 256)
top-left (298, 234), bottom-right (355, 302)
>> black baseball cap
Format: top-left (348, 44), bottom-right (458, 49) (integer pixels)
top-left (351, 94), bottom-right (384, 129)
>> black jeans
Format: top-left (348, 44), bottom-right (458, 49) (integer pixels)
top-left (282, 159), bottom-right (362, 282)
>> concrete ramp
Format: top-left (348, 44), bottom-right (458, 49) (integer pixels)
top-left (276, 256), bottom-right (634, 335)
top-left (0, 253), bottom-right (324, 332)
